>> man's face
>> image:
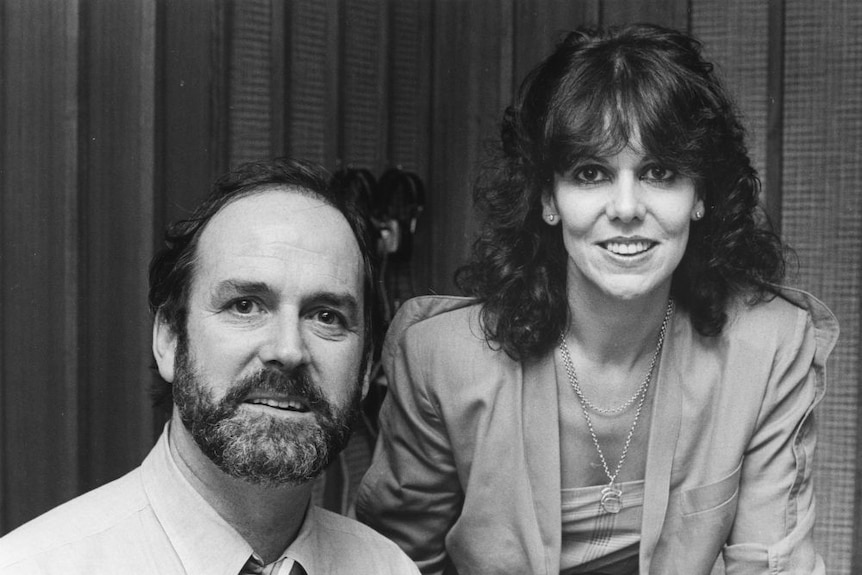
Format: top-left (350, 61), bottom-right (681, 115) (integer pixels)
top-left (156, 188), bottom-right (367, 486)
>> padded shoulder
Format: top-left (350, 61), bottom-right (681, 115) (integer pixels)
top-left (383, 296), bottom-right (487, 360)
top-left (725, 286), bottom-right (838, 362)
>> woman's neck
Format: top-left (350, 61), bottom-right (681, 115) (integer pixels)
top-left (564, 288), bottom-right (672, 367)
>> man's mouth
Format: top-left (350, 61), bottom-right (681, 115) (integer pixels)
top-left (244, 397), bottom-right (309, 413)
top-left (602, 240), bottom-right (655, 256)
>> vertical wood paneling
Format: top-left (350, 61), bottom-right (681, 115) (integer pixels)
top-left (601, 0), bottom-right (690, 29)
top-left (765, 0), bottom-right (785, 231)
top-left (387, 0), bottom-right (432, 173)
top-left (0, 0), bottom-right (5, 531)
top-left (340, 0), bottom-right (388, 170)
top-left (0, 0), bottom-right (82, 532)
top-left (79, 0), bottom-right (157, 491)
top-left (691, 1), bottom-right (769, 194)
top-left (285, 0), bottom-right (339, 167)
top-left (228, 0), bottom-right (274, 166)
top-left (158, 0), bottom-right (228, 227)
top-left (781, 2), bottom-right (862, 572)
top-left (429, 0), bottom-right (509, 294)
top-left (387, 0), bottom-right (433, 294)
top-left (270, 0), bottom-right (286, 158)
top-left (512, 0), bottom-right (600, 94)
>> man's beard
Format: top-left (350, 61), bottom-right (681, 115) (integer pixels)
top-left (172, 339), bottom-right (362, 487)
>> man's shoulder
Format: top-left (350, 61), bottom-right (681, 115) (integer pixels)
top-left (307, 507), bottom-right (419, 573)
top-left (0, 467), bottom-right (149, 571)
top-left (310, 506), bottom-right (406, 550)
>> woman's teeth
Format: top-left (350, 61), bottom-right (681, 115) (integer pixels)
top-left (605, 241), bottom-right (652, 255)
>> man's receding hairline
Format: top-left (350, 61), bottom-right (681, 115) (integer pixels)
top-left (217, 182), bottom-right (333, 214)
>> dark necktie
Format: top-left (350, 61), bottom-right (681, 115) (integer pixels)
top-left (240, 554), bottom-right (306, 575)
top-left (240, 554), bottom-right (265, 574)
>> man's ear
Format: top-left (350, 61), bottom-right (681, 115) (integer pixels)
top-left (360, 357), bottom-right (373, 400)
top-left (153, 313), bottom-right (178, 384)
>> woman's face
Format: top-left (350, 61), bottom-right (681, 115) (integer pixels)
top-left (542, 137), bottom-right (703, 304)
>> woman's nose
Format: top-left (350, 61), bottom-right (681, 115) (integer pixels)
top-left (258, 314), bottom-right (307, 370)
top-left (606, 175), bottom-right (646, 222)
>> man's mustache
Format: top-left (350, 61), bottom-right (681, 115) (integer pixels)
top-left (219, 367), bottom-right (330, 415)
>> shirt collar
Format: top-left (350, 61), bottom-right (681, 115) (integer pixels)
top-left (279, 505), bottom-right (324, 573)
top-left (141, 423), bottom-right (256, 575)
top-left (142, 423), bottom-right (319, 575)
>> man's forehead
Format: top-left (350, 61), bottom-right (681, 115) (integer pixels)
top-left (208, 186), bottom-right (332, 224)
top-left (202, 188), bottom-right (353, 246)
top-left (193, 188), bottom-right (364, 291)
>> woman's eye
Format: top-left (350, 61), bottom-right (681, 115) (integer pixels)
top-left (574, 166), bottom-right (607, 183)
top-left (644, 166), bottom-right (675, 182)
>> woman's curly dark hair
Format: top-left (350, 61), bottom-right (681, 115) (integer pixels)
top-left (455, 23), bottom-right (787, 361)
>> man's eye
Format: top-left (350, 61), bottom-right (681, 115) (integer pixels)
top-left (315, 310), bottom-right (344, 326)
top-left (230, 299), bottom-right (259, 315)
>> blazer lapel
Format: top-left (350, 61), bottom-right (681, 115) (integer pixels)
top-left (639, 310), bottom-right (685, 573)
top-left (521, 353), bottom-right (562, 575)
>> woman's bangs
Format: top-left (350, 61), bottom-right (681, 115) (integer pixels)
top-left (543, 51), bottom-right (708, 178)
top-left (546, 74), bottom-right (632, 172)
top-left (617, 66), bottom-right (706, 175)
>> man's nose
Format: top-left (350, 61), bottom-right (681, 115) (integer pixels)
top-left (606, 175), bottom-right (646, 222)
top-left (258, 314), bottom-right (307, 370)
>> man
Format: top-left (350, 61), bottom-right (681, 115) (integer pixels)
top-left (0, 158), bottom-right (419, 574)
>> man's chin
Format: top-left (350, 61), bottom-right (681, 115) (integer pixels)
top-left (196, 411), bottom-right (344, 486)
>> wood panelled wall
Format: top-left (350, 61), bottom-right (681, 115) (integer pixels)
top-left (2, 0), bottom-right (860, 571)
top-left (1, 0), bottom-right (158, 531)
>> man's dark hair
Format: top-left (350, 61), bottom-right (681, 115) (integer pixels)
top-left (148, 157), bottom-right (381, 409)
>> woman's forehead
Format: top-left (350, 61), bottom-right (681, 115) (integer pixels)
top-left (551, 111), bottom-right (640, 159)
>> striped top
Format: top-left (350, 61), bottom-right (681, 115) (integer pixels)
top-left (560, 480), bottom-right (643, 574)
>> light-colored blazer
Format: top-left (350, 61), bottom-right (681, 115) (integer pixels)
top-left (356, 288), bottom-right (838, 575)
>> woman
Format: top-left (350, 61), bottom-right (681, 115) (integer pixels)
top-left (355, 24), bottom-right (838, 574)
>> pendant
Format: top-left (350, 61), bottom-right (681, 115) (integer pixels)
top-left (600, 484), bottom-right (623, 514)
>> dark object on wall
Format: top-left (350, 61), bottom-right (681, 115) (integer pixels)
top-left (373, 167), bottom-right (426, 263)
top-left (331, 166), bottom-right (377, 218)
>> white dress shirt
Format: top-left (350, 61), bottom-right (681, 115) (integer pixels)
top-left (0, 424), bottom-right (418, 575)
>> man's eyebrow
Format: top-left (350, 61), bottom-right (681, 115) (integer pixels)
top-left (212, 281), bottom-right (360, 315)
top-left (211, 280), bottom-right (274, 299)
top-left (307, 291), bottom-right (361, 315)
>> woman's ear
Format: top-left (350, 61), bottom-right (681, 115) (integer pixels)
top-left (152, 313), bottom-right (178, 384)
top-left (692, 198), bottom-right (706, 221)
top-left (541, 191), bottom-right (560, 225)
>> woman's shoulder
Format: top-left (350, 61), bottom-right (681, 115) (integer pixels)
top-left (724, 285), bottom-right (838, 356)
top-left (388, 294), bottom-right (482, 336)
top-left (381, 296), bottom-right (521, 402)
top-left (390, 294), bottom-right (479, 328)
top-left (383, 295), bottom-right (502, 360)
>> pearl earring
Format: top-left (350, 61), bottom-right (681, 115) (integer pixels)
top-left (693, 209), bottom-right (703, 221)
top-left (547, 214), bottom-right (556, 223)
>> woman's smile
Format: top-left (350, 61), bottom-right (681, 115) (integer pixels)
top-left (600, 237), bottom-right (657, 256)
